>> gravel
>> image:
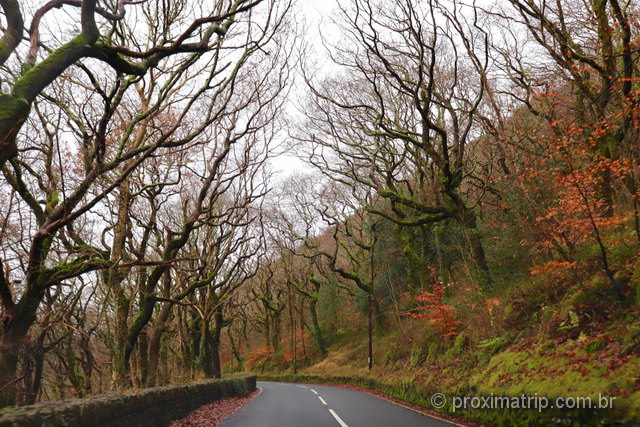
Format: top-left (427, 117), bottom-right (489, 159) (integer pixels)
top-left (169, 389), bottom-right (261, 427)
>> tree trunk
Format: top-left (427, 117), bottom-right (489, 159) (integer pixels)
top-left (136, 331), bottom-right (148, 388)
top-left (198, 322), bottom-right (215, 378)
top-left (0, 96), bottom-right (30, 168)
top-left (146, 304), bottom-right (172, 387)
top-left (0, 331), bottom-right (26, 407)
top-left (184, 312), bottom-right (200, 380)
top-left (228, 329), bottom-right (243, 370)
top-left (466, 223), bottom-right (490, 275)
top-left (0, 289), bottom-right (42, 407)
top-left (368, 293), bottom-right (373, 370)
top-left (451, 197), bottom-right (491, 287)
top-left (146, 275), bottom-right (173, 387)
top-left (211, 309), bottom-right (224, 379)
top-left (107, 181), bottom-right (132, 389)
top-left (288, 287), bottom-right (296, 374)
top-left (21, 342), bottom-right (44, 405)
top-left (111, 287), bottom-right (130, 389)
top-left (78, 335), bottom-right (93, 397)
top-left (199, 308), bottom-right (224, 379)
top-left (271, 312), bottom-right (281, 352)
top-left (370, 293), bottom-right (385, 330)
top-left (309, 298), bottom-right (326, 357)
top-left (264, 314), bottom-right (271, 349)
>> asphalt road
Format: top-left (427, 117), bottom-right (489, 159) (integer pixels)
top-left (221, 381), bottom-right (454, 427)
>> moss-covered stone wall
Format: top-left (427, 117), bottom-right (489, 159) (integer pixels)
top-left (0, 374), bottom-right (256, 427)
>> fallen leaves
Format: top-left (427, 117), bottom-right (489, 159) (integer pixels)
top-left (169, 389), bottom-right (260, 427)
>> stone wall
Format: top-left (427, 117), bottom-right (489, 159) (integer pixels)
top-left (0, 374), bottom-right (256, 427)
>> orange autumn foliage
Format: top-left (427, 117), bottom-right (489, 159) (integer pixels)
top-left (530, 260), bottom-right (577, 276)
top-left (516, 115), bottom-right (632, 268)
top-left (406, 269), bottom-right (461, 339)
top-left (245, 346), bottom-right (275, 370)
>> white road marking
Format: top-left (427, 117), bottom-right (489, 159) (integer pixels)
top-left (318, 396), bottom-right (327, 405)
top-left (296, 385), bottom-right (309, 389)
top-left (310, 388), bottom-right (318, 395)
top-left (329, 409), bottom-right (349, 427)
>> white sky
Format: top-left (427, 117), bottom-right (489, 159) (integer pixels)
top-left (268, 0), bottom-right (505, 182)
top-left (267, 0), bottom-right (339, 181)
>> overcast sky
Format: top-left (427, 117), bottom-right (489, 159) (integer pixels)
top-left (268, 0), bottom-right (340, 180)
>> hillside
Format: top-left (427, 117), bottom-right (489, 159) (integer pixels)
top-left (231, 205), bottom-right (640, 424)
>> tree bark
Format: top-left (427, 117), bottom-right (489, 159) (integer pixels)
top-left (450, 194), bottom-right (491, 286)
top-left (228, 329), bottom-right (243, 369)
top-left (0, 287), bottom-right (43, 407)
top-left (308, 298), bottom-right (326, 357)
top-left (146, 303), bottom-right (172, 387)
top-left (106, 181), bottom-right (132, 389)
top-left (211, 309), bottom-right (224, 379)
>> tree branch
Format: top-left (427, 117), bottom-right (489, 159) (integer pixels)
top-left (0, 0), bottom-right (23, 66)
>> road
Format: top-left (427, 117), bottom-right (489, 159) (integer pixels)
top-left (221, 381), bottom-right (454, 427)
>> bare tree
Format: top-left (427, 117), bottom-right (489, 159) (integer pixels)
top-left (0, 0), bottom-right (293, 405)
top-left (490, 0), bottom-right (639, 214)
top-left (296, 0), bottom-right (494, 284)
top-left (0, 0), bottom-right (265, 167)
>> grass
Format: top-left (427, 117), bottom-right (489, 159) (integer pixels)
top-left (231, 226), bottom-right (640, 426)
top-left (242, 273), bottom-right (640, 425)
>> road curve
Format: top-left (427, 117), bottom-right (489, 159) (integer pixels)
top-left (221, 381), bottom-right (454, 427)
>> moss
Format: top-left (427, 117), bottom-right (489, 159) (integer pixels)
top-left (0, 94), bottom-right (30, 119)
top-left (13, 33), bottom-right (91, 101)
top-left (40, 235), bottom-right (55, 261)
top-left (477, 337), bottom-right (509, 357)
top-left (0, 375), bottom-right (256, 426)
top-left (250, 224), bottom-right (640, 425)
top-left (425, 338), bottom-right (445, 362)
top-left (40, 258), bottom-right (112, 285)
top-left (585, 339), bottom-right (605, 353)
top-left (408, 345), bottom-right (426, 367)
top-left (45, 189), bottom-right (59, 214)
top-left (470, 348), bottom-right (639, 408)
top-left (444, 333), bottom-right (467, 358)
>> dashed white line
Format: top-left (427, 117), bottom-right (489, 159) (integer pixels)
top-left (305, 387), bottom-right (348, 427)
top-left (329, 409), bottom-right (349, 427)
top-left (296, 385), bottom-right (309, 389)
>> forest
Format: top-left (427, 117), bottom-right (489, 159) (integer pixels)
top-left (0, 0), bottom-right (638, 424)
